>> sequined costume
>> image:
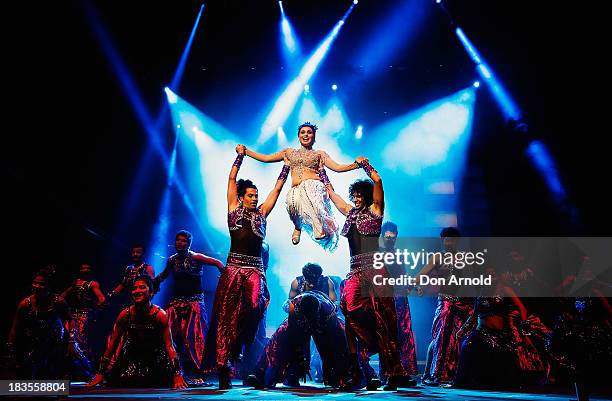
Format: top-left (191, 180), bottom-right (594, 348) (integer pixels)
top-left (384, 258), bottom-right (418, 377)
top-left (454, 296), bottom-right (521, 389)
top-left (9, 295), bottom-right (69, 379)
top-left (155, 251), bottom-right (210, 375)
top-left (282, 274), bottom-right (331, 384)
top-left (62, 279), bottom-right (101, 380)
top-left (286, 148), bottom-right (338, 251)
top-left (212, 205), bottom-right (270, 367)
top-left (119, 262), bottom-right (155, 293)
top-left (62, 279), bottom-right (98, 361)
top-left (549, 297), bottom-right (612, 385)
top-left (422, 263), bottom-right (473, 384)
top-left (252, 291), bottom-right (350, 388)
top-left (102, 305), bottom-right (179, 387)
top-left (237, 242), bottom-right (270, 380)
top-left (339, 207), bottom-right (408, 378)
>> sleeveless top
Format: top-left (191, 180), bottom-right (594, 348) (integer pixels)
top-left (124, 305), bottom-right (163, 350)
top-left (122, 263), bottom-right (153, 289)
top-left (24, 295), bottom-right (65, 343)
top-left (68, 280), bottom-right (96, 310)
top-left (341, 207), bottom-right (383, 256)
top-left (228, 205), bottom-right (266, 256)
top-left (286, 148), bottom-right (323, 178)
top-left (166, 251), bottom-right (205, 298)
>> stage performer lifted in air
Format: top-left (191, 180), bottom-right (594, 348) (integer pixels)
top-left (237, 122), bottom-right (365, 251)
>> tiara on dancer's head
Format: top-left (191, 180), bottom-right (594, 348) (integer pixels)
top-left (298, 122), bottom-right (318, 133)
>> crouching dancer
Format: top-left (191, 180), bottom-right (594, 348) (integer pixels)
top-left (246, 291), bottom-right (351, 390)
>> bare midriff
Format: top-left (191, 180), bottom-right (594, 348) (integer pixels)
top-left (286, 148), bottom-right (323, 187)
top-left (290, 169), bottom-right (320, 187)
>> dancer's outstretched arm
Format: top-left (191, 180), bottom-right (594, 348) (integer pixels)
top-left (192, 252), bottom-right (225, 272)
top-left (241, 144), bottom-right (287, 163)
top-left (324, 179), bottom-right (352, 216)
top-left (319, 150), bottom-right (360, 172)
top-left (259, 157), bottom-right (290, 217)
top-left (87, 309), bottom-right (128, 387)
top-left (228, 147), bottom-right (246, 211)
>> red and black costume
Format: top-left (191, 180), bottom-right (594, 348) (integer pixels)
top-left (62, 279), bottom-right (100, 362)
top-left (109, 262), bottom-right (155, 300)
top-left (340, 207), bottom-right (409, 381)
top-left (422, 263), bottom-right (473, 385)
top-left (250, 291), bottom-right (350, 389)
top-left (98, 305), bottom-right (181, 387)
top-left (455, 295), bottom-right (550, 388)
top-left (212, 206), bottom-right (270, 369)
top-left (383, 253), bottom-right (418, 378)
top-left (8, 294), bottom-right (71, 379)
top-left (154, 251), bottom-right (212, 377)
top-left (61, 276), bottom-right (105, 380)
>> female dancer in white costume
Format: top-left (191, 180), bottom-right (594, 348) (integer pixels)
top-left (237, 122), bottom-right (364, 251)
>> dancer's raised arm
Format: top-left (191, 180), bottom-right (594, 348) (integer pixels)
top-left (241, 144), bottom-right (287, 163)
top-left (323, 174), bottom-right (352, 216)
top-left (228, 147), bottom-right (246, 211)
top-left (259, 156), bottom-right (290, 217)
top-left (319, 150), bottom-right (360, 172)
top-left (358, 157), bottom-right (384, 216)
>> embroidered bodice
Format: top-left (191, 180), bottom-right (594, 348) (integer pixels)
top-left (287, 148), bottom-right (322, 179)
top-left (228, 205), bottom-right (266, 239)
top-left (341, 207), bottom-right (383, 237)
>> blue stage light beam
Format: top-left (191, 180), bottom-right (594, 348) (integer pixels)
top-left (379, 87), bottom-right (476, 175)
top-left (371, 87), bottom-right (476, 234)
top-left (355, 0), bottom-right (429, 76)
top-left (82, 1), bottom-right (166, 165)
top-left (164, 90), bottom-right (245, 234)
top-left (297, 94), bottom-right (322, 125)
top-left (448, 16), bottom-right (573, 215)
top-left (455, 27), bottom-right (520, 121)
top-left (526, 140), bottom-right (574, 216)
top-left (259, 2), bottom-right (357, 144)
top-left (84, 2), bottom-right (207, 239)
top-left (169, 4), bottom-right (205, 91)
top-left (277, 126), bottom-right (289, 147)
top-left (278, 1), bottom-right (301, 65)
top-left (320, 95), bottom-right (350, 138)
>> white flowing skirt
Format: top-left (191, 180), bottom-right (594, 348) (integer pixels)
top-left (286, 179), bottom-right (339, 252)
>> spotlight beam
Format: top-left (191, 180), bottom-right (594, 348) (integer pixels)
top-left (170, 4), bottom-right (205, 91)
top-left (259, 2), bottom-right (356, 144)
top-left (436, 3), bottom-right (575, 220)
top-left (84, 2), bottom-right (208, 238)
top-left (454, 27), bottom-right (520, 121)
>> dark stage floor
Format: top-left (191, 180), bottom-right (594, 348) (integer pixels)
top-left (68, 382), bottom-right (612, 401)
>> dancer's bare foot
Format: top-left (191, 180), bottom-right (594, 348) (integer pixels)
top-left (292, 228), bottom-right (301, 245)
